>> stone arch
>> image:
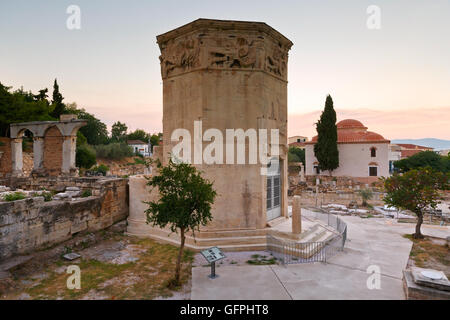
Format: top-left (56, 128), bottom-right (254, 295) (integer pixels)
top-left (43, 125), bottom-right (64, 176)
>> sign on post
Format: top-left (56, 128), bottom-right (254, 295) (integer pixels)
top-left (200, 246), bottom-right (226, 279)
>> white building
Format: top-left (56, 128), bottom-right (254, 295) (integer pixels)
top-left (288, 135), bottom-right (309, 144)
top-left (305, 119), bottom-right (390, 183)
top-left (388, 144), bottom-right (402, 173)
top-left (127, 140), bottom-right (151, 157)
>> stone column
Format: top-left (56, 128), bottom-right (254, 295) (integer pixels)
top-left (61, 135), bottom-right (77, 174)
top-left (292, 195), bottom-right (302, 234)
top-left (11, 138), bottom-right (23, 176)
top-left (32, 136), bottom-right (45, 171)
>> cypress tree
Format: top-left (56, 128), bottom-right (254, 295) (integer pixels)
top-left (50, 79), bottom-right (65, 118)
top-left (313, 95), bottom-right (339, 175)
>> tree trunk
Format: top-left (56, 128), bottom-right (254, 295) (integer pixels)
top-left (175, 227), bottom-right (186, 285)
top-left (414, 213), bottom-right (424, 239)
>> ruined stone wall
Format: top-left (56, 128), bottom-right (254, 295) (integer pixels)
top-left (0, 178), bottom-right (128, 260)
top-left (294, 191), bottom-right (385, 207)
top-left (0, 137), bottom-right (12, 178)
top-left (43, 126), bottom-right (63, 176)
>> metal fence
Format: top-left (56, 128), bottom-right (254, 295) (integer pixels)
top-left (267, 208), bottom-right (347, 264)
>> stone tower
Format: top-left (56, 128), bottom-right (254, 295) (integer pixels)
top-left (128, 19), bottom-right (293, 250)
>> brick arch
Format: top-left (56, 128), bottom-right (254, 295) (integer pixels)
top-left (43, 125), bottom-right (63, 175)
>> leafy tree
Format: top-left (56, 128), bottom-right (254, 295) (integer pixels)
top-left (358, 188), bottom-right (373, 207)
top-left (50, 79), bottom-right (65, 118)
top-left (150, 133), bottom-right (162, 152)
top-left (111, 121), bottom-right (128, 142)
top-left (382, 167), bottom-right (449, 239)
top-left (94, 143), bottom-right (134, 160)
top-left (64, 103), bottom-right (109, 145)
top-left (288, 147), bottom-right (305, 164)
top-left (314, 95), bottom-right (339, 175)
top-left (0, 83), bottom-right (55, 136)
top-left (34, 88), bottom-right (49, 102)
top-left (394, 150), bottom-right (449, 173)
top-left (145, 159), bottom-right (217, 286)
top-left (76, 144), bottom-right (97, 169)
top-left (76, 131), bottom-right (87, 147)
top-left (127, 129), bottom-right (149, 143)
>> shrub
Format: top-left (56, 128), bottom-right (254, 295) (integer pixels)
top-left (76, 144), bottom-right (97, 169)
top-left (81, 189), bottom-right (92, 197)
top-left (94, 143), bottom-right (134, 160)
top-left (41, 191), bottom-right (53, 202)
top-left (358, 188), bottom-right (373, 207)
top-left (91, 164), bottom-right (109, 176)
top-left (3, 192), bottom-right (26, 202)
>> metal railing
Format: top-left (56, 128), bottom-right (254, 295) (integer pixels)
top-left (267, 208), bottom-right (347, 264)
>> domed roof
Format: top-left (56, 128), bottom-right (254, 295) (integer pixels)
top-left (336, 119), bottom-right (366, 129)
top-left (307, 118), bottom-right (390, 144)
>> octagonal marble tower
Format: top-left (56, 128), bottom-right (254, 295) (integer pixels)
top-left (128, 19), bottom-right (293, 250)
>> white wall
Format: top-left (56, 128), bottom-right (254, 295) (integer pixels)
top-left (130, 144), bottom-right (150, 156)
top-left (305, 142), bottom-right (389, 178)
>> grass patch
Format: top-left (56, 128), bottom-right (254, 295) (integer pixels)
top-left (3, 192), bottom-right (26, 202)
top-left (20, 236), bottom-right (194, 300)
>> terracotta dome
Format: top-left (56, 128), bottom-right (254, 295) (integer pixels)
top-left (307, 119), bottom-right (390, 144)
top-left (336, 119), bottom-right (366, 129)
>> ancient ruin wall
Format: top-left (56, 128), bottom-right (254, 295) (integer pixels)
top-left (43, 126), bottom-right (64, 176)
top-left (0, 178), bottom-right (128, 260)
top-left (0, 137), bottom-right (12, 177)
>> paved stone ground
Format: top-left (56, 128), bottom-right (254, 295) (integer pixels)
top-left (191, 213), bottom-right (449, 300)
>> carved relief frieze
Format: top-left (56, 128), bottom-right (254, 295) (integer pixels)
top-left (158, 30), bottom-right (290, 79)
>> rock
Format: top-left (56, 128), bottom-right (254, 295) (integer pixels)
top-left (63, 252), bottom-right (81, 261)
top-left (65, 187), bottom-right (80, 192)
top-left (53, 192), bottom-right (71, 200)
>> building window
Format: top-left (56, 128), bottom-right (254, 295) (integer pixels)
top-left (369, 166), bottom-right (378, 176)
top-left (314, 165), bottom-right (320, 174)
top-left (370, 147), bottom-right (376, 157)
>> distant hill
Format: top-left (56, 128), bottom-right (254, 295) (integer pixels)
top-left (391, 138), bottom-right (450, 150)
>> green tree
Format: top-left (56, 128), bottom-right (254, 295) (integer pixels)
top-left (150, 133), bottom-right (162, 152)
top-left (145, 159), bottom-right (217, 286)
top-left (358, 188), bottom-right (373, 207)
top-left (0, 83), bottom-right (55, 136)
top-left (64, 103), bottom-right (109, 145)
top-left (382, 167), bottom-right (449, 239)
top-left (288, 146), bottom-right (305, 164)
top-left (50, 79), bottom-right (65, 118)
top-left (34, 88), bottom-right (49, 102)
top-left (111, 121), bottom-right (128, 142)
top-left (127, 129), bottom-right (149, 142)
top-left (76, 144), bottom-right (97, 169)
top-left (313, 95), bottom-right (339, 175)
top-left (394, 150), bottom-right (449, 173)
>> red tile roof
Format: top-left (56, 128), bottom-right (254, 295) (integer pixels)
top-left (306, 119), bottom-right (389, 145)
top-left (396, 144), bottom-right (433, 150)
top-left (400, 149), bottom-right (423, 158)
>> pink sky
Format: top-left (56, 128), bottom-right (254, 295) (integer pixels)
top-left (289, 107), bottom-right (450, 140)
top-left (2, 1), bottom-right (450, 140)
